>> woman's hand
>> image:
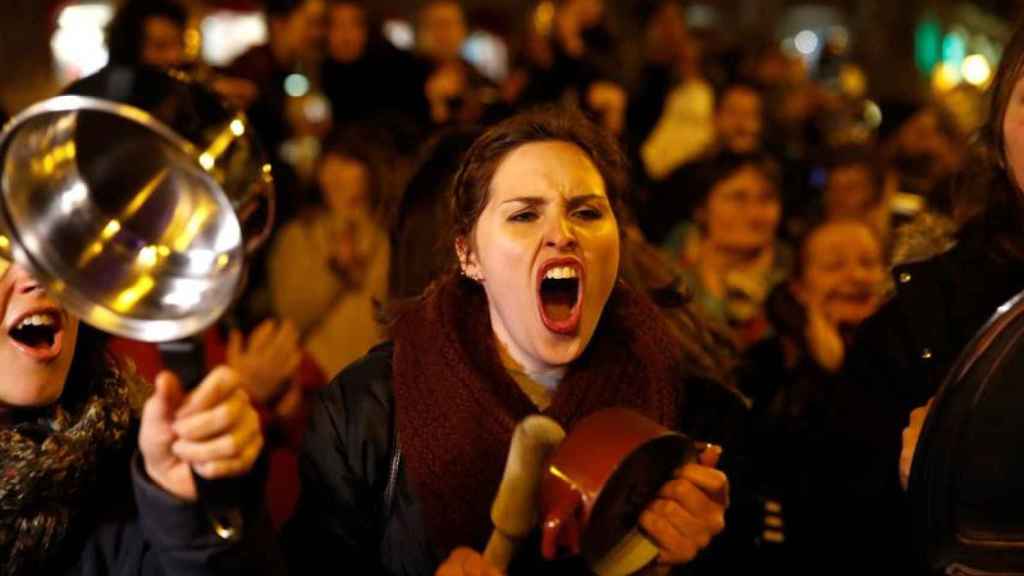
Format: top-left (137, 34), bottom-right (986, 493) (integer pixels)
top-left (435, 547), bottom-right (503, 576)
top-left (227, 319), bottom-right (302, 406)
top-left (138, 367), bottom-right (264, 501)
top-left (639, 445), bottom-right (729, 567)
top-left (900, 398), bottom-right (933, 491)
top-left (805, 298), bottom-right (844, 372)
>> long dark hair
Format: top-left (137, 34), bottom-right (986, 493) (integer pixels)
top-left (957, 21), bottom-right (1024, 236)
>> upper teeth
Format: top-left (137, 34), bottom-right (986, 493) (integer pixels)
top-left (545, 266), bottom-right (578, 280)
top-left (17, 314), bottom-right (55, 330)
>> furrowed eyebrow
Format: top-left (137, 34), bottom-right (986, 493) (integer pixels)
top-left (500, 196), bottom-right (547, 207)
top-left (566, 194), bottom-right (609, 209)
top-left (500, 194), bottom-right (609, 209)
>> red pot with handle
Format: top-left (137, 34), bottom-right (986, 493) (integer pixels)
top-left (539, 407), bottom-right (696, 575)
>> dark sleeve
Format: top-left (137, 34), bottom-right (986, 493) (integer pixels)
top-left (281, 345), bottom-right (396, 573)
top-left (130, 453), bottom-right (285, 576)
top-left (65, 434), bottom-right (282, 575)
top-left (821, 298), bottom-right (930, 574)
top-left (676, 377), bottom-right (758, 575)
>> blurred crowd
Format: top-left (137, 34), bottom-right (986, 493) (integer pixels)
top-left (13, 0), bottom-right (1004, 573)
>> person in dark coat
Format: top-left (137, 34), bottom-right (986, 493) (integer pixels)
top-left (283, 107), bottom-right (748, 575)
top-left (829, 22), bottom-right (1024, 575)
top-left (0, 260), bottom-right (278, 575)
top-left (738, 219), bottom-right (886, 574)
top-left (321, 0), bottom-right (423, 131)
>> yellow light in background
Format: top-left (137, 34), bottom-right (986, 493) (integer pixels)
top-left (101, 220), bottom-right (122, 240)
top-left (137, 245), bottom-right (159, 268)
top-left (217, 254), bottom-right (230, 269)
top-left (533, 1), bottom-right (555, 36)
top-left (932, 63), bottom-right (961, 93)
top-left (229, 118), bottom-right (245, 136)
top-left (157, 245), bottom-right (171, 257)
top-left (112, 275), bottom-right (155, 313)
top-left (962, 54), bottom-right (992, 87)
top-left (839, 64), bottom-right (867, 99)
top-left (199, 152), bottom-right (215, 171)
top-left (863, 100), bottom-right (883, 129)
top-left (0, 235), bottom-right (9, 251)
top-left (183, 27), bottom-right (201, 60)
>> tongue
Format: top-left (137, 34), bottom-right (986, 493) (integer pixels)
top-left (542, 292), bottom-right (575, 321)
top-left (541, 280), bottom-right (578, 322)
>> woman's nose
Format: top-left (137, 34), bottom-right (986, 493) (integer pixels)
top-left (545, 215), bottom-right (578, 250)
top-left (9, 265), bottom-right (43, 295)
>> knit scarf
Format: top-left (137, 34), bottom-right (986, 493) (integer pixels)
top-left (0, 359), bottom-right (136, 575)
top-left (391, 276), bottom-right (684, 556)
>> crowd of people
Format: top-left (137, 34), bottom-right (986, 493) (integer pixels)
top-left (1, 0), bottom-right (1020, 574)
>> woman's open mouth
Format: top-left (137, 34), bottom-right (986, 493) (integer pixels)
top-left (537, 259), bottom-right (584, 335)
top-left (831, 289), bottom-right (877, 308)
top-left (7, 310), bottom-right (63, 361)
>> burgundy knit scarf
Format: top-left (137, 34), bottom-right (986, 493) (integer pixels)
top-left (391, 276), bottom-right (684, 556)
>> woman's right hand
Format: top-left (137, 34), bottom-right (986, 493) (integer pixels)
top-left (436, 547), bottom-right (503, 576)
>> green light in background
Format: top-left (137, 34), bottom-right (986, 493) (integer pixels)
top-left (943, 28), bottom-right (967, 72)
top-left (915, 16), bottom-right (942, 75)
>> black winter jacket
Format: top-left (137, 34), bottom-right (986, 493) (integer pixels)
top-left (282, 342), bottom-right (757, 575)
top-left (827, 221), bottom-right (1024, 574)
top-left (49, 432), bottom-right (282, 575)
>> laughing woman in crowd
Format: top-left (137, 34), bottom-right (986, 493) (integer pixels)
top-left (0, 257), bottom-right (278, 575)
top-left (284, 107), bottom-right (749, 575)
top-left (738, 219), bottom-right (886, 573)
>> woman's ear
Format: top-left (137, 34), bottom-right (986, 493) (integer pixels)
top-left (455, 236), bottom-right (484, 282)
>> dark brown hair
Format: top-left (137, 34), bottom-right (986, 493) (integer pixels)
top-left (317, 129), bottom-right (387, 214)
top-left (958, 21), bottom-right (1024, 232)
top-left (825, 144), bottom-right (885, 206)
top-left (449, 105), bottom-right (630, 250)
top-left (692, 151), bottom-right (782, 215)
top-left (106, 0), bottom-right (187, 66)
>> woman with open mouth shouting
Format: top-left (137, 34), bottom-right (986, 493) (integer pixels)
top-left (283, 107), bottom-right (749, 575)
top-left (0, 258), bottom-right (280, 575)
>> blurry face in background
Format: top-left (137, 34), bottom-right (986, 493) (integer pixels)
top-left (564, 0), bottom-right (605, 29)
top-left (140, 15), bottom-right (185, 69)
top-left (1003, 76), bottom-right (1024, 190)
top-left (0, 262), bottom-right (79, 414)
top-left (898, 109), bottom-right (946, 156)
top-left (460, 141), bottom-right (620, 373)
top-left (716, 86), bottom-right (763, 154)
top-left (701, 165), bottom-right (780, 252)
top-left (319, 153), bottom-right (371, 218)
top-left (644, 1), bottom-right (687, 63)
top-left (825, 164), bottom-right (878, 220)
top-left (327, 2), bottom-right (368, 63)
top-left (418, 1), bottom-right (467, 64)
top-left (793, 221), bottom-right (885, 326)
top-left (276, 0), bottom-right (327, 63)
